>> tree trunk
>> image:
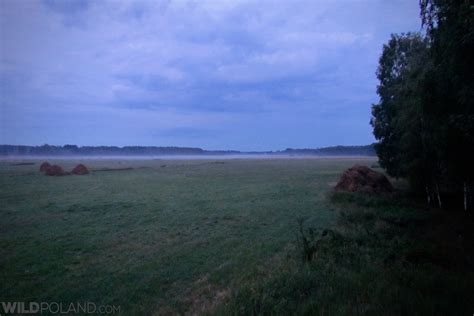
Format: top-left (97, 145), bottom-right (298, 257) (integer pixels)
top-left (425, 186), bottom-right (431, 205)
top-left (464, 182), bottom-right (467, 211)
top-left (435, 182), bottom-right (442, 209)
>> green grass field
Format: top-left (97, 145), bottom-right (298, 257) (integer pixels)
top-left (1, 158), bottom-right (473, 315)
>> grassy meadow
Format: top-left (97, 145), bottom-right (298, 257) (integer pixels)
top-left (1, 157), bottom-right (473, 315)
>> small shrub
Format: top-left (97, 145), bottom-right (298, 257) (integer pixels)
top-left (295, 218), bottom-right (341, 263)
top-left (296, 218), bottom-right (319, 262)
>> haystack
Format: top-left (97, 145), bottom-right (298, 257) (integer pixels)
top-left (45, 165), bottom-right (66, 176)
top-left (71, 164), bottom-right (89, 175)
top-left (335, 165), bottom-right (393, 194)
top-left (39, 162), bottom-right (51, 172)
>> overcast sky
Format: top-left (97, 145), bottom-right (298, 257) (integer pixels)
top-left (1, 0), bottom-right (421, 151)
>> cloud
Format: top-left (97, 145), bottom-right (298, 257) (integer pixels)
top-left (0, 0), bottom-right (421, 150)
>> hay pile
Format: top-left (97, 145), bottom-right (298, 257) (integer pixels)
top-left (71, 164), bottom-right (89, 175)
top-left (44, 165), bottom-right (67, 176)
top-left (39, 162), bottom-right (51, 172)
top-left (39, 162), bottom-right (90, 176)
top-left (335, 165), bottom-right (393, 194)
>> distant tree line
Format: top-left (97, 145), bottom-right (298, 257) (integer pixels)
top-left (371, 0), bottom-right (473, 210)
top-left (0, 144), bottom-right (376, 157)
top-left (279, 145), bottom-right (376, 156)
top-left (0, 145), bottom-right (207, 156)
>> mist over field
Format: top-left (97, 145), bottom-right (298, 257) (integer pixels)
top-left (1, 154), bottom-right (374, 161)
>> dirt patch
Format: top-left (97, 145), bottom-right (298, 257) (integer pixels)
top-left (71, 164), bottom-right (89, 175)
top-left (185, 276), bottom-right (230, 316)
top-left (153, 274), bottom-right (230, 316)
top-left (335, 165), bottom-right (393, 194)
top-left (11, 162), bottom-right (35, 166)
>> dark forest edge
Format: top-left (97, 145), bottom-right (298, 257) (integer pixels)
top-left (370, 0), bottom-right (473, 211)
top-left (0, 144), bottom-right (376, 157)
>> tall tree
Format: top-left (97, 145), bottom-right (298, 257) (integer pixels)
top-left (371, 33), bottom-right (429, 181)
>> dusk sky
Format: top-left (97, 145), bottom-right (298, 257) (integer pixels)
top-left (1, 0), bottom-right (421, 151)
